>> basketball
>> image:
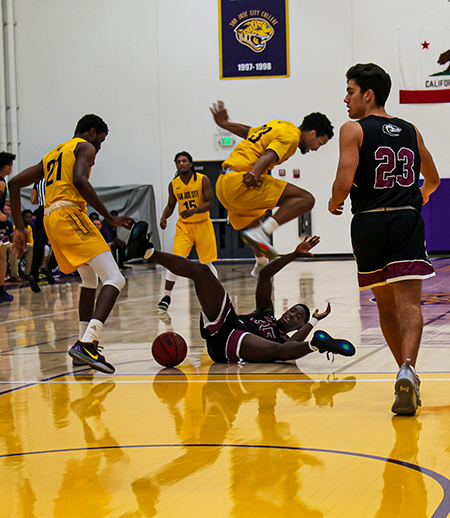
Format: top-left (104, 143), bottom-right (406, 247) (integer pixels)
top-left (151, 332), bottom-right (188, 367)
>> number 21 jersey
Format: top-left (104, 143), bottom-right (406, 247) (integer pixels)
top-left (43, 138), bottom-right (91, 212)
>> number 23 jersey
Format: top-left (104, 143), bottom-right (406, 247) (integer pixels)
top-left (43, 138), bottom-right (91, 212)
top-left (350, 115), bottom-right (422, 214)
top-left (171, 173), bottom-right (209, 223)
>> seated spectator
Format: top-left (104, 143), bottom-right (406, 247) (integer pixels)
top-left (8, 209), bottom-right (34, 282)
top-left (92, 218), bottom-right (112, 246)
top-left (102, 210), bottom-right (130, 270)
top-left (2, 203), bottom-right (13, 241)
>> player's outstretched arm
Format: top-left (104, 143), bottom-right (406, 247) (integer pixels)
top-left (73, 143), bottom-right (134, 229)
top-left (255, 236), bottom-right (320, 312)
top-left (210, 100), bottom-right (251, 139)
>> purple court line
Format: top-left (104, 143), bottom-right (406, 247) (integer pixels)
top-left (1, 443), bottom-right (449, 516)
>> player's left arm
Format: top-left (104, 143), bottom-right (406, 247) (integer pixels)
top-left (73, 143), bottom-right (134, 229)
top-left (328, 121), bottom-right (362, 215)
top-left (415, 127), bottom-right (440, 205)
top-left (254, 236), bottom-right (320, 312)
top-left (180, 176), bottom-right (214, 219)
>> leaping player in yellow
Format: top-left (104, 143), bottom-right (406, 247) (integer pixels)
top-left (210, 100), bottom-right (334, 276)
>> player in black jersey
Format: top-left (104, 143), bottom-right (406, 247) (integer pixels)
top-left (328, 63), bottom-right (440, 415)
top-left (144, 236), bottom-right (355, 364)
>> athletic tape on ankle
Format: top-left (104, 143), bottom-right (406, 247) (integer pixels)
top-left (308, 317), bottom-right (319, 327)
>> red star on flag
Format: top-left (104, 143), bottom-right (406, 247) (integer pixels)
top-left (421, 41), bottom-right (430, 49)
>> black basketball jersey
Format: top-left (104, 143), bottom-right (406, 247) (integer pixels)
top-left (237, 312), bottom-right (289, 343)
top-left (350, 115), bottom-right (423, 214)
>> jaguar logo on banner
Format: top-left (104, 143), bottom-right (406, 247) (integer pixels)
top-left (234, 18), bottom-right (274, 52)
top-left (219, 0), bottom-right (289, 80)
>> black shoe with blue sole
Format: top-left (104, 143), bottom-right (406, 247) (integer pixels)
top-left (310, 330), bottom-right (356, 359)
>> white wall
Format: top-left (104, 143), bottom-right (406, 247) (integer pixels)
top-left (12, 0), bottom-right (450, 254)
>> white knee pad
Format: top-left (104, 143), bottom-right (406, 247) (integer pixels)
top-left (78, 264), bottom-right (99, 290)
top-left (165, 269), bottom-right (178, 283)
top-left (88, 251), bottom-right (126, 292)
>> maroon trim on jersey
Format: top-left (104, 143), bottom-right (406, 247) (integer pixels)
top-left (400, 89), bottom-right (450, 104)
top-left (202, 293), bottom-right (232, 336)
top-left (358, 259), bottom-right (435, 289)
top-left (226, 329), bottom-right (247, 363)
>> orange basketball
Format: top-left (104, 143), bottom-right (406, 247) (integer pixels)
top-left (151, 332), bottom-right (188, 367)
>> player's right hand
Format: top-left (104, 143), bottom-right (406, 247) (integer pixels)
top-left (313, 302), bottom-right (331, 321)
top-left (210, 100), bottom-right (229, 127)
top-left (295, 235), bottom-right (320, 256)
top-left (111, 215), bottom-right (135, 230)
top-left (12, 230), bottom-right (27, 259)
top-left (328, 199), bottom-right (344, 215)
top-left (242, 171), bottom-right (258, 188)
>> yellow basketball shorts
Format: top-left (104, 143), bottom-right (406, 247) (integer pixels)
top-left (44, 206), bottom-right (110, 274)
top-left (172, 218), bottom-right (217, 263)
top-left (216, 171), bottom-right (287, 230)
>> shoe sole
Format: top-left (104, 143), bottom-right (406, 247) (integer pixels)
top-left (312, 331), bottom-right (356, 356)
top-left (240, 232), bottom-right (278, 260)
top-left (391, 377), bottom-right (417, 415)
top-left (69, 349), bottom-right (115, 374)
top-left (72, 359), bottom-right (89, 367)
top-left (157, 305), bottom-right (169, 311)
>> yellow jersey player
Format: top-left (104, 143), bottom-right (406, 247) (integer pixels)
top-left (210, 101), bottom-right (333, 275)
top-left (9, 114), bottom-right (135, 374)
top-left (158, 151), bottom-right (218, 311)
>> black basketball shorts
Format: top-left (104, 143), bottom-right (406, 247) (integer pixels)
top-left (351, 208), bottom-right (435, 290)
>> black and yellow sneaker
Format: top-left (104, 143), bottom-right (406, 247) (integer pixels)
top-left (69, 340), bottom-right (115, 374)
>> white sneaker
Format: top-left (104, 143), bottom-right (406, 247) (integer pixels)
top-left (391, 359), bottom-right (420, 416)
top-left (241, 227), bottom-right (278, 260)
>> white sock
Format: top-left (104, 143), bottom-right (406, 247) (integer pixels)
top-left (144, 248), bottom-right (154, 259)
top-left (261, 217), bottom-right (279, 236)
top-left (79, 321), bottom-right (89, 340)
top-left (205, 262), bottom-right (218, 278)
top-left (164, 290), bottom-right (172, 298)
top-left (255, 256), bottom-right (269, 266)
top-left (82, 319), bottom-right (104, 343)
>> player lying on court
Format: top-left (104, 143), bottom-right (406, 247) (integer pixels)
top-left (144, 236), bottom-right (355, 363)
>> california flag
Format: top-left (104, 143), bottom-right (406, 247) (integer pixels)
top-left (399, 28), bottom-right (450, 103)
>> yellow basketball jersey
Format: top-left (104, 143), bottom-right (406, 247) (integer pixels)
top-left (171, 173), bottom-right (209, 223)
top-left (222, 120), bottom-right (301, 172)
top-left (43, 138), bottom-right (91, 211)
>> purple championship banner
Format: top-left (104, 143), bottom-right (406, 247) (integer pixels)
top-left (218, 0), bottom-right (289, 80)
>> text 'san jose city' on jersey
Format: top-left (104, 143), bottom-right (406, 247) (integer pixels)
top-left (171, 173), bottom-right (209, 223)
top-left (43, 138), bottom-right (90, 212)
top-left (350, 116), bottom-right (422, 214)
top-left (223, 120), bottom-right (301, 172)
